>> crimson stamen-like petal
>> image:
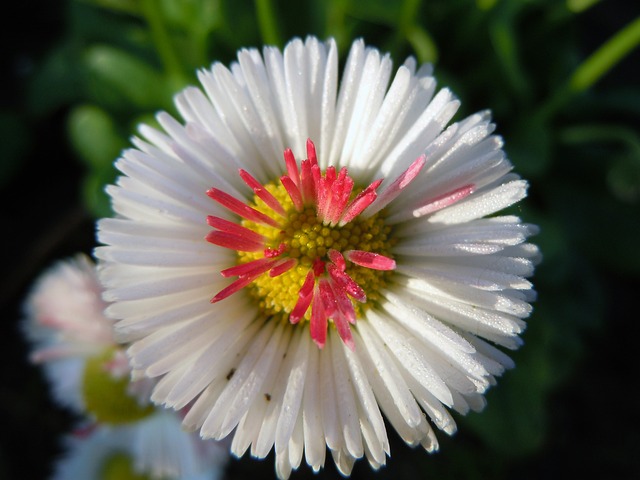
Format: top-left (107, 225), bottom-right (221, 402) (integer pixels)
top-left (345, 250), bottom-right (396, 270)
top-left (207, 188), bottom-right (281, 228)
top-left (327, 249), bottom-right (346, 271)
top-left (300, 159), bottom-right (316, 204)
top-left (328, 171), bottom-right (354, 225)
top-left (306, 138), bottom-right (318, 166)
top-left (206, 216), bottom-right (266, 244)
top-left (330, 280), bottom-right (357, 325)
top-left (264, 243), bottom-right (287, 258)
top-left (318, 279), bottom-right (337, 318)
top-left (211, 274), bottom-right (259, 303)
top-left (339, 179), bottom-right (382, 226)
top-left (281, 175), bottom-right (303, 211)
top-left (364, 154), bottom-right (427, 217)
top-left (327, 264), bottom-right (367, 302)
top-left (269, 258), bottom-right (297, 277)
top-left (324, 279), bottom-right (356, 349)
top-left (239, 169), bottom-right (286, 216)
top-left (290, 270), bottom-right (315, 324)
top-left (332, 310), bottom-right (355, 351)
top-left (310, 285), bottom-right (327, 348)
top-left (205, 231), bottom-right (264, 252)
top-left (311, 164), bottom-right (323, 212)
top-left (220, 257), bottom-right (278, 278)
top-left (284, 148), bottom-right (300, 188)
top-left (412, 184), bottom-right (474, 217)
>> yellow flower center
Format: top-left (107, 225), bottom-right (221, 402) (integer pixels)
top-left (238, 182), bottom-right (395, 322)
top-left (206, 140), bottom-right (410, 348)
top-left (83, 348), bottom-right (155, 425)
top-left (101, 453), bottom-right (150, 480)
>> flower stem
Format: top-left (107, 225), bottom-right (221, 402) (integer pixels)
top-left (255, 0), bottom-right (283, 47)
top-left (570, 15), bottom-right (640, 92)
top-left (140, 0), bottom-right (185, 82)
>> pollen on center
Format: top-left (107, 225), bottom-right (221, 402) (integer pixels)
top-left (205, 139), bottom-right (425, 349)
top-left (238, 182), bottom-right (394, 322)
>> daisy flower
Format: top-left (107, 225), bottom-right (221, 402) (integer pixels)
top-left (96, 36), bottom-right (540, 478)
top-left (23, 255), bottom-right (227, 479)
top-left (52, 412), bottom-right (226, 480)
top-left (23, 255), bottom-right (115, 413)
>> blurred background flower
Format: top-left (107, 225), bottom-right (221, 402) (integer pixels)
top-left (1, 0), bottom-right (639, 479)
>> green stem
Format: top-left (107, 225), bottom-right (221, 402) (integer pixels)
top-left (570, 15), bottom-right (640, 92)
top-left (325, 0), bottom-right (348, 51)
top-left (140, 0), bottom-right (185, 81)
top-left (255, 0), bottom-right (283, 47)
top-left (536, 16), bottom-right (640, 122)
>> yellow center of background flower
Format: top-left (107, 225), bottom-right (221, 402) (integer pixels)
top-left (101, 453), bottom-right (150, 480)
top-left (83, 348), bottom-right (155, 425)
top-left (238, 182), bottom-right (395, 322)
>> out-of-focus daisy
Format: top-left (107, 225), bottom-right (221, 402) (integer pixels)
top-left (96, 36), bottom-right (540, 478)
top-left (52, 412), bottom-right (226, 480)
top-left (23, 255), bottom-right (227, 479)
top-left (23, 255), bottom-right (115, 413)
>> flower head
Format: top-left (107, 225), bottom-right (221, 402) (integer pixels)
top-left (52, 412), bottom-right (226, 480)
top-left (23, 255), bottom-right (115, 412)
top-left (96, 36), bottom-right (539, 478)
top-left (23, 256), bottom-right (227, 478)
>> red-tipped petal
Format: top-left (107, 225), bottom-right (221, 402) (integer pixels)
top-left (311, 164), bottom-right (323, 214)
top-left (306, 139), bottom-right (318, 167)
top-left (333, 311), bottom-right (355, 351)
top-left (290, 270), bottom-right (315, 324)
top-left (339, 179), bottom-right (382, 225)
top-left (364, 154), bottom-right (427, 217)
top-left (300, 159), bottom-right (316, 204)
top-left (211, 275), bottom-right (256, 303)
top-left (309, 286), bottom-right (327, 348)
top-left (239, 169), bottom-right (286, 216)
top-left (327, 264), bottom-right (366, 302)
top-left (284, 148), bottom-right (300, 188)
top-left (318, 278), bottom-right (337, 318)
top-left (206, 216), bottom-right (266, 244)
top-left (281, 175), bottom-right (303, 211)
top-left (220, 257), bottom-right (277, 278)
top-left (269, 258), bottom-right (297, 277)
top-left (207, 188), bottom-right (281, 228)
top-left (412, 184), bottom-right (474, 217)
top-left (345, 250), bottom-right (396, 270)
top-left (327, 249), bottom-right (346, 271)
top-left (264, 243), bottom-right (287, 258)
top-left (205, 231), bottom-right (264, 252)
top-left (330, 279), bottom-right (357, 325)
top-left (328, 172), bottom-right (354, 225)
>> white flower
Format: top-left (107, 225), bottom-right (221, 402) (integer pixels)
top-left (23, 255), bottom-right (228, 479)
top-left (23, 255), bottom-right (113, 412)
top-left (96, 36), bottom-right (540, 478)
top-left (53, 411), bottom-right (226, 480)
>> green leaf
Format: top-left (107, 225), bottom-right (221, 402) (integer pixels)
top-left (82, 164), bottom-right (119, 218)
top-left (570, 15), bottom-right (640, 92)
top-left (406, 24), bottom-right (438, 64)
top-left (68, 104), bottom-right (128, 170)
top-left (27, 43), bottom-right (86, 116)
top-left (342, 0), bottom-right (403, 25)
top-left (82, 44), bottom-right (172, 111)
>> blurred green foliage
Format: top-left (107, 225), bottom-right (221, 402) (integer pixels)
top-left (5, 0), bottom-right (640, 478)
